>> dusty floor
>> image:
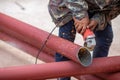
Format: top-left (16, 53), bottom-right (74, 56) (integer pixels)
top-left (0, 0), bottom-right (120, 80)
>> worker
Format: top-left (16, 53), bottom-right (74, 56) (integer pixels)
top-left (48, 0), bottom-right (120, 80)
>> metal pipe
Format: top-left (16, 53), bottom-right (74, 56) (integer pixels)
top-left (94, 73), bottom-right (111, 79)
top-left (0, 32), bottom-right (79, 80)
top-left (0, 31), bottom-right (54, 63)
top-left (0, 13), bottom-right (92, 66)
top-left (0, 56), bottom-right (120, 80)
top-left (107, 72), bottom-right (120, 80)
top-left (94, 72), bottom-right (120, 80)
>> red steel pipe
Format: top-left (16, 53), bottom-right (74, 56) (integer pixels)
top-left (0, 56), bottom-right (120, 80)
top-left (107, 72), bottom-right (120, 80)
top-left (0, 32), bottom-right (80, 80)
top-left (94, 73), bottom-right (111, 80)
top-left (0, 31), bottom-right (54, 62)
top-left (0, 13), bottom-right (90, 65)
top-left (94, 72), bottom-right (120, 80)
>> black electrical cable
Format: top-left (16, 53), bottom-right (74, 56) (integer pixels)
top-left (35, 21), bottom-right (62, 64)
top-left (35, 12), bottom-right (72, 64)
top-left (35, 25), bottom-right (57, 64)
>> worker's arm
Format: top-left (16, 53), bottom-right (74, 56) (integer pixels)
top-left (106, 6), bottom-right (120, 21)
top-left (89, 0), bottom-right (120, 31)
top-left (65, 0), bottom-right (89, 34)
top-left (88, 13), bottom-right (107, 31)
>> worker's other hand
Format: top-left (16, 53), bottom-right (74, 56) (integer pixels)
top-left (87, 20), bottom-right (98, 31)
top-left (73, 17), bottom-right (89, 34)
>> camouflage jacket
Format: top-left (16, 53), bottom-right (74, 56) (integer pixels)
top-left (48, 0), bottom-right (120, 30)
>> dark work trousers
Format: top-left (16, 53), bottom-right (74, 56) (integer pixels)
top-left (55, 20), bottom-right (113, 80)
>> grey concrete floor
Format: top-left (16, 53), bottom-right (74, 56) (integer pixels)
top-left (0, 0), bottom-right (120, 80)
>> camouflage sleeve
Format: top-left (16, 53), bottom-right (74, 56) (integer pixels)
top-left (91, 13), bottom-right (107, 31)
top-left (106, 6), bottom-right (120, 21)
top-left (91, 10), bottom-right (120, 31)
top-left (65, 0), bottom-right (88, 20)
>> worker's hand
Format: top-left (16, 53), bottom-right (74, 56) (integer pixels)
top-left (87, 20), bottom-right (98, 31)
top-left (73, 17), bottom-right (89, 34)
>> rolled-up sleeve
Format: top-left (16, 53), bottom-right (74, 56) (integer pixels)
top-left (91, 13), bottom-right (107, 30)
top-left (91, 6), bottom-right (120, 31)
top-left (65, 0), bottom-right (88, 20)
top-left (107, 7), bottom-right (120, 21)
